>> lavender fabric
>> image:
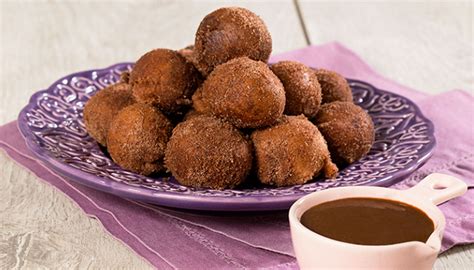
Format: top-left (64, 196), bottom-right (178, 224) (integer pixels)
top-left (1, 42), bottom-right (473, 269)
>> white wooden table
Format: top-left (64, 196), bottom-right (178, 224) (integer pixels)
top-left (1, 1), bottom-right (472, 268)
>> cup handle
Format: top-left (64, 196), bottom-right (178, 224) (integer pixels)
top-left (406, 173), bottom-right (467, 205)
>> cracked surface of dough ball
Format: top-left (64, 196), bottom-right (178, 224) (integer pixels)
top-left (193, 7), bottom-right (272, 75)
top-left (314, 68), bottom-right (353, 104)
top-left (271, 61), bottom-right (322, 118)
top-left (165, 115), bottom-right (253, 189)
top-left (83, 83), bottom-right (134, 146)
top-left (130, 49), bottom-right (201, 112)
top-left (107, 103), bottom-right (172, 175)
top-left (251, 115), bottom-right (338, 187)
top-left (315, 101), bottom-right (375, 164)
top-left (192, 57), bottom-right (285, 128)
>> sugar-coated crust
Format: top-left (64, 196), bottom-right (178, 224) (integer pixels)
top-left (130, 48), bottom-right (202, 112)
top-left (314, 68), bottom-right (353, 104)
top-left (193, 7), bottom-right (272, 76)
top-left (271, 61), bottom-right (322, 118)
top-left (251, 115), bottom-right (338, 187)
top-left (107, 103), bottom-right (173, 175)
top-left (165, 115), bottom-right (253, 189)
top-left (192, 57), bottom-right (285, 128)
top-left (83, 83), bottom-right (134, 146)
top-left (315, 101), bottom-right (375, 164)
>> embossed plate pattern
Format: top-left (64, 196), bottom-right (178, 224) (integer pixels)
top-left (18, 63), bottom-right (436, 211)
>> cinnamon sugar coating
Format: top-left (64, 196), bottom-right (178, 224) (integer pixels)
top-left (130, 49), bottom-right (201, 112)
top-left (314, 101), bottom-right (374, 164)
top-left (83, 83), bottom-right (134, 146)
top-left (192, 57), bottom-right (285, 128)
top-left (251, 115), bottom-right (338, 187)
top-left (271, 61), bottom-right (322, 118)
top-left (165, 115), bottom-right (253, 189)
top-left (313, 68), bottom-right (353, 104)
top-left (107, 103), bottom-right (173, 175)
top-left (193, 7), bottom-right (272, 76)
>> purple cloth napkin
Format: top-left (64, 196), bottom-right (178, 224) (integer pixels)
top-left (1, 42), bottom-right (473, 269)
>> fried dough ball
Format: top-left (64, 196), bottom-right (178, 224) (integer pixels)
top-left (271, 61), bottom-right (322, 118)
top-left (130, 49), bottom-right (201, 112)
top-left (251, 115), bottom-right (338, 187)
top-left (107, 103), bottom-right (172, 175)
top-left (165, 115), bottom-right (253, 189)
top-left (313, 69), bottom-right (353, 104)
top-left (193, 7), bottom-right (272, 75)
top-left (192, 57), bottom-right (285, 128)
top-left (315, 101), bottom-right (374, 164)
top-left (83, 83), bottom-right (134, 146)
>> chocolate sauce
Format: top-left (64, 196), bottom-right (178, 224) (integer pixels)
top-left (300, 197), bottom-right (434, 245)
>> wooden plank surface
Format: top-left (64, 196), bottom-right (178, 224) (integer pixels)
top-left (298, 0), bottom-right (473, 95)
top-left (1, 0), bottom-right (473, 269)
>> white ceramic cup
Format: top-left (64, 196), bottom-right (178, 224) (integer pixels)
top-left (288, 173), bottom-right (467, 270)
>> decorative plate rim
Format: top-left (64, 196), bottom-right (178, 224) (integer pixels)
top-left (17, 62), bottom-right (436, 211)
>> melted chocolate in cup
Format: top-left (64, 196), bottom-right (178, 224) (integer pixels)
top-left (300, 197), bottom-right (435, 245)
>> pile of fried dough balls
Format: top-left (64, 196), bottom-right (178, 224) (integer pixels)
top-left (84, 7), bottom-right (375, 189)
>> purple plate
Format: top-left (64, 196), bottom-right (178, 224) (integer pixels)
top-left (18, 63), bottom-right (436, 211)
